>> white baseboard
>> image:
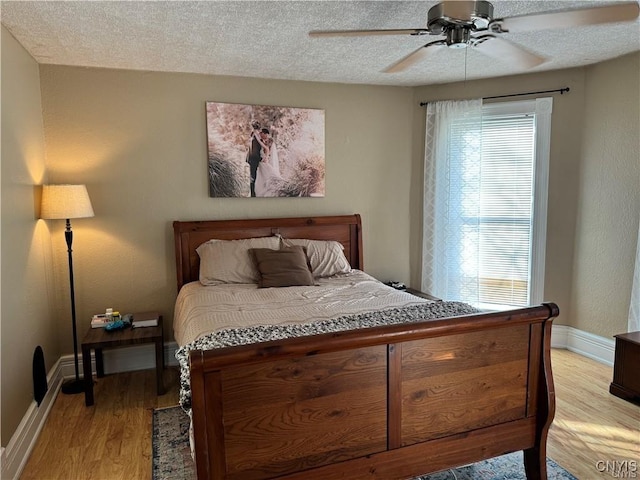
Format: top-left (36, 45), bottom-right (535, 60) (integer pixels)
top-left (1, 359), bottom-right (63, 480)
top-left (59, 341), bottom-right (179, 378)
top-left (552, 325), bottom-right (615, 366)
top-left (3, 329), bottom-right (611, 480)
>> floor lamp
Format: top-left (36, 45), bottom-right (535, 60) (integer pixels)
top-left (41, 184), bottom-right (95, 394)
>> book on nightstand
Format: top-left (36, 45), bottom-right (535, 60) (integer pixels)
top-left (91, 314), bottom-right (116, 328)
top-left (132, 311), bottom-right (159, 328)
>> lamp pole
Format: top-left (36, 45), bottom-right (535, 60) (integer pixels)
top-left (61, 218), bottom-right (84, 394)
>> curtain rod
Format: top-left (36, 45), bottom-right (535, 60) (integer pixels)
top-left (419, 87), bottom-right (570, 107)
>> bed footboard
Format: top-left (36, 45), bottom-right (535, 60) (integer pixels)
top-left (189, 303), bottom-right (558, 480)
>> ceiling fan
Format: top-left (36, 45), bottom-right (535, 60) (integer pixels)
top-left (309, 1), bottom-right (640, 72)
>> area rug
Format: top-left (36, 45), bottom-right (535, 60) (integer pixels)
top-left (152, 406), bottom-right (576, 480)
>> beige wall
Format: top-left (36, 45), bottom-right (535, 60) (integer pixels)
top-left (1, 26), bottom-right (58, 446)
top-left (570, 52), bottom-right (640, 339)
top-left (38, 65), bottom-right (416, 355)
top-left (411, 67), bottom-right (588, 327)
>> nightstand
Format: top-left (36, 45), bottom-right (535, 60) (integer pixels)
top-left (81, 313), bottom-right (165, 406)
top-left (610, 331), bottom-right (640, 402)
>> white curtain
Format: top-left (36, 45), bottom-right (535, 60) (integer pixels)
top-left (421, 99), bottom-right (483, 302)
top-left (629, 219), bottom-right (640, 332)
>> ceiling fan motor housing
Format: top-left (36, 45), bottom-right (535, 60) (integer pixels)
top-left (427, 0), bottom-right (494, 35)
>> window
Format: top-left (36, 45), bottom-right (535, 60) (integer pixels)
top-left (422, 98), bottom-right (552, 310)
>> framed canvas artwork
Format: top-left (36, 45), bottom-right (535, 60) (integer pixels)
top-left (206, 102), bottom-right (325, 198)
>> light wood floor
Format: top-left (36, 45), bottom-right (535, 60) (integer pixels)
top-left (20, 349), bottom-right (639, 479)
top-left (546, 349), bottom-right (639, 478)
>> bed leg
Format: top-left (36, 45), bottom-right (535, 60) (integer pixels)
top-left (524, 314), bottom-right (556, 480)
top-left (523, 447), bottom-right (547, 480)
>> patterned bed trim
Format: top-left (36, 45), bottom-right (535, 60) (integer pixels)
top-left (175, 301), bottom-right (478, 411)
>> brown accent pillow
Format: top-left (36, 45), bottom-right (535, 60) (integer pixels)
top-left (250, 246), bottom-right (315, 288)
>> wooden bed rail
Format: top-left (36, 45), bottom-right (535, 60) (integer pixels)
top-left (189, 303), bottom-right (558, 480)
top-left (190, 303), bottom-right (558, 368)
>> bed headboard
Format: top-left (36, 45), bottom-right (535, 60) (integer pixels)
top-left (173, 214), bottom-right (363, 291)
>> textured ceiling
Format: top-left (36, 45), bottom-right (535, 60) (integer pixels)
top-left (1, 1), bottom-right (639, 87)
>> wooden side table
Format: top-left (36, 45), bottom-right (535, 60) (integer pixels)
top-left (609, 331), bottom-right (640, 402)
top-left (81, 313), bottom-right (165, 406)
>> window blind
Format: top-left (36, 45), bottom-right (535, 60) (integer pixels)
top-left (450, 112), bottom-right (536, 308)
top-left (479, 113), bottom-right (535, 307)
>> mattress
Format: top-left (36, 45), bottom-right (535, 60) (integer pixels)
top-left (173, 270), bottom-right (430, 346)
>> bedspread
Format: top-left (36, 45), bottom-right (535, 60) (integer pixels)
top-left (173, 270), bottom-right (429, 346)
top-left (175, 299), bottom-right (478, 411)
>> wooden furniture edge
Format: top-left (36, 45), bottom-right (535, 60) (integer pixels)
top-left (193, 304), bottom-right (557, 370)
top-left (609, 331), bottom-right (640, 402)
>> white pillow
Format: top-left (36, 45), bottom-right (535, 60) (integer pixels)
top-left (196, 236), bottom-right (280, 285)
top-left (280, 238), bottom-right (351, 278)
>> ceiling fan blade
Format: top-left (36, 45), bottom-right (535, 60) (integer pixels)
top-left (309, 28), bottom-right (429, 38)
top-left (384, 41), bottom-right (446, 73)
top-left (473, 36), bottom-right (545, 69)
top-left (496, 2), bottom-right (640, 33)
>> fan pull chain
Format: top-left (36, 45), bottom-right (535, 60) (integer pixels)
top-left (464, 45), bottom-right (468, 86)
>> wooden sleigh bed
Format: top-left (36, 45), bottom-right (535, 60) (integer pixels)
top-left (173, 214), bottom-right (559, 480)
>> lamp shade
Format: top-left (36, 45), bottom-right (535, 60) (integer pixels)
top-left (41, 184), bottom-right (94, 220)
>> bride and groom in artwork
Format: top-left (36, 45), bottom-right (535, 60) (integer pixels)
top-left (246, 121), bottom-right (282, 197)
